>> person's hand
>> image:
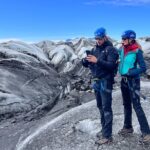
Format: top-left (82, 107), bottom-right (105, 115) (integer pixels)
top-left (82, 58), bottom-right (88, 63)
top-left (86, 55), bottom-right (97, 63)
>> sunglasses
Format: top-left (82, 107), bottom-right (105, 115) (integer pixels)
top-left (122, 38), bottom-right (128, 41)
top-left (95, 38), bottom-right (103, 40)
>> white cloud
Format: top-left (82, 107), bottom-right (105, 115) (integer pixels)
top-left (84, 0), bottom-right (150, 6)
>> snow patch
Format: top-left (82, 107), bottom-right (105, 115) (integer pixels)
top-left (75, 119), bottom-right (100, 136)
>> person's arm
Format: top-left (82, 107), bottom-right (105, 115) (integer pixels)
top-left (97, 47), bottom-right (119, 71)
top-left (127, 49), bottom-right (146, 76)
top-left (81, 58), bottom-right (89, 68)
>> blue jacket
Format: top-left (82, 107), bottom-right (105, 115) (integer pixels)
top-left (119, 48), bottom-right (146, 78)
top-left (82, 40), bottom-right (119, 81)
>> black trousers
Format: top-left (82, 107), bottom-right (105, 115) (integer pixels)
top-left (94, 79), bottom-right (113, 138)
top-left (121, 78), bottom-right (150, 135)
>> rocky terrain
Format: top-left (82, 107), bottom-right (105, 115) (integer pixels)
top-left (0, 37), bottom-right (150, 150)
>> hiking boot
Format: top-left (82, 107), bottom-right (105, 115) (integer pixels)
top-left (118, 128), bottom-right (134, 135)
top-left (139, 134), bottom-right (150, 144)
top-left (96, 130), bottom-right (102, 138)
top-left (95, 137), bottom-right (113, 145)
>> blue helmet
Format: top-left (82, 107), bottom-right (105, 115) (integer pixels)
top-left (94, 27), bottom-right (106, 39)
top-left (121, 30), bottom-right (136, 39)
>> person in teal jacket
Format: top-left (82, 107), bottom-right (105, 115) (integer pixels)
top-left (118, 30), bottom-right (150, 144)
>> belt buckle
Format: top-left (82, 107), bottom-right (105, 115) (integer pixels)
top-left (123, 76), bottom-right (128, 82)
top-left (93, 78), bottom-right (100, 81)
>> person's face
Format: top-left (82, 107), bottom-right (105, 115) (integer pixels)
top-left (95, 38), bottom-right (105, 46)
top-left (122, 38), bottom-right (129, 46)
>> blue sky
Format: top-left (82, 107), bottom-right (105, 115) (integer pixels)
top-left (0, 0), bottom-right (150, 42)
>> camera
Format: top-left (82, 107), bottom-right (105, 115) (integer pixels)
top-left (85, 50), bottom-right (91, 56)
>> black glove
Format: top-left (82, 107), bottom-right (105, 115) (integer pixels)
top-left (82, 58), bottom-right (89, 67)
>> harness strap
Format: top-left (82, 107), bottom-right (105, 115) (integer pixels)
top-left (122, 77), bottom-right (146, 100)
top-left (91, 78), bottom-right (112, 93)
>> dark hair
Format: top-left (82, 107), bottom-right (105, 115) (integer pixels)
top-left (130, 39), bottom-right (136, 44)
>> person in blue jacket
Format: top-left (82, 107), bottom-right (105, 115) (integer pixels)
top-left (82, 27), bottom-right (118, 145)
top-left (118, 30), bottom-right (150, 144)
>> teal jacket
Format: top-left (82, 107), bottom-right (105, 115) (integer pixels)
top-left (118, 48), bottom-right (146, 77)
